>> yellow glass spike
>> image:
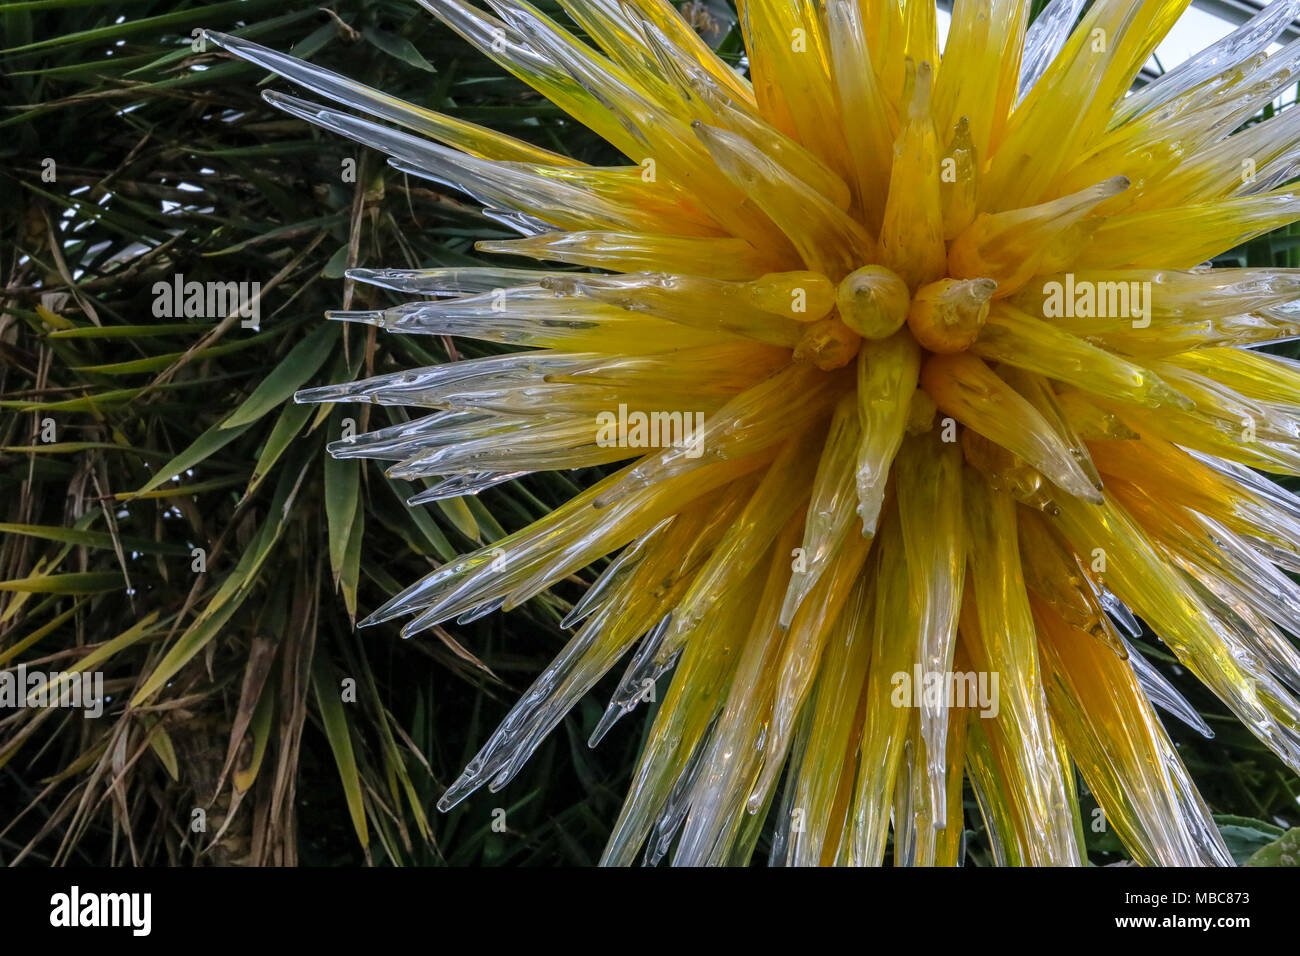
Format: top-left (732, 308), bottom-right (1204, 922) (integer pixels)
top-left (879, 59), bottom-right (948, 290)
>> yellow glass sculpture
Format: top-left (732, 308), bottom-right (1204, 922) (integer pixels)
top-left (209, 0), bottom-right (1300, 865)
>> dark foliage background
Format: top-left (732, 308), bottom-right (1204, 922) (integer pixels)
top-left (0, 0), bottom-right (1297, 866)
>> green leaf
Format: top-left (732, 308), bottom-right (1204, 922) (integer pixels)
top-left (127, 419), bottom-right (255, 498)
top-left (48, 323), bottom-right (202, 339)
top-left (1215, 815), bottom-right (1286, 865)
top-left (130, 598), bottom-right (242, 706)
top-left (72, 329), bottom-right (275, 374)
top-left (147, 724), bottom-right (181, 781)
top-left (0, 522), bottom-right (192, 557)
top-left (0, 572), bottom-right (125, 594)
top-left (233, 681), bottom-right (276, 794)
top-left (321, 244), bottom-right (351, 279)
top-left (1, 0), bottom-right (282, 56)
top-left (220, 321), bottom-right (339, 430)
top-left (1, 441), bottom-right (167, 459)
top-left (1246, 828), bottom-right (1300, 867)
top-left (384, 477), bottom-right (455, 561)
top-left (1, 376), bottom-right (243, 414)
top-left (0, 603), bottom-right (83, 666)
top-left (324, 451), bottom-right (361, 585)
top-left (340, 502), bottom-right (364, 623)
top-left (362, 27), bottom-right (437, 73)
top-left (436, 495), bottom-right (480, 543)
top-left (246, 400), bottom-right (315, 497)
top-left (131, 457), bottom-right (307, 704)
top-left (311, 658), bottom-right (370, 850)
top-left (56, 611), bottom-right (163, 678)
